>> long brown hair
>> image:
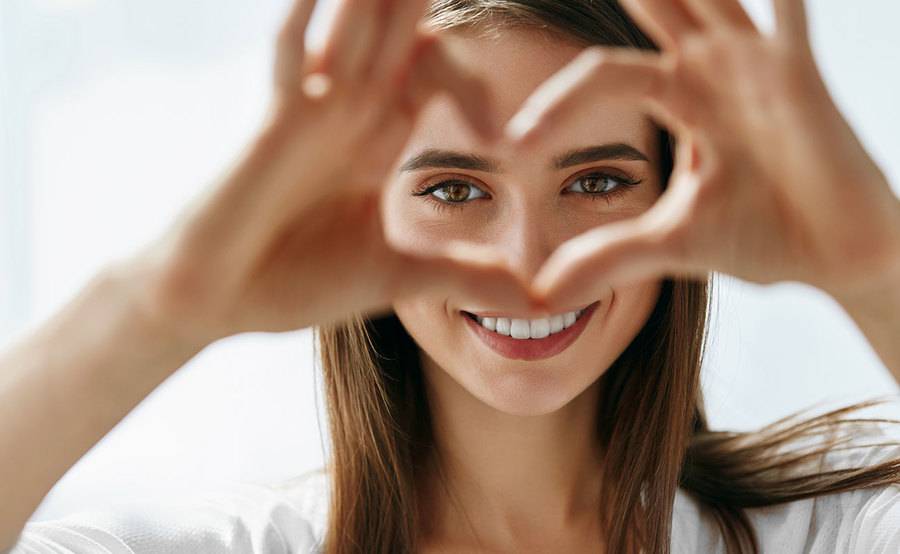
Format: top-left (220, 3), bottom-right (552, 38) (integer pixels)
top-left (314, 2), bottom-right (900, 552)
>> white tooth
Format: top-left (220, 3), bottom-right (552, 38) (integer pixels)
top-left (495, 318), bottom-right (511, 336)
top-left (530, 318), bottom-right (551, 339)
top-left (563, 311), bottom-right (577, 328)
top-left (510, 319), bottom-right (531, 339)
top-left (549, 314), bottom-right (565, 334)
top-left (481, 317), bottom-right (497, 332)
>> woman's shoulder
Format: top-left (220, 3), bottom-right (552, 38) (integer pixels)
top-left (673, 420), bottom-right (900, 553)
top-left (267, 466), bottom-right (332, 540)
top-left (12, 468), bottom-right (332, 553)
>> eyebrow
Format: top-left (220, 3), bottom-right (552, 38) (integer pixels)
top-left (398, 143), bottom-right (650, 174)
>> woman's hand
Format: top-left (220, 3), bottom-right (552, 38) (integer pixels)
top-left (120, 0), bottom-right (537, 347)
top-left (506, 0), bottom-right (900, 310)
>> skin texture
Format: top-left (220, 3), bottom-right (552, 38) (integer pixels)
top-left (0, 1), bottom-right (540, 548)
top-left (2, 0), bottom-right (899, 551)
top-left (514, 0), bottom-right (900, 317)
top-left (387, 29), bottom-right (663, 551)
top-left (389, 28), bottom-right (663, 415)
top-left (505, 0), bottom-right (900, 380)
top-left (119, 0), bottom-right (540, 348)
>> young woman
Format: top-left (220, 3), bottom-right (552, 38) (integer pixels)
top-left (4, 0), bottom-right (900, 552)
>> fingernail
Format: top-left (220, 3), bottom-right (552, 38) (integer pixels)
top-left (301, 73), bottom-right (332, 100)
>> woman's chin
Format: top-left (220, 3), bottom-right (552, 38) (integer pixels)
top-left (470, 371), bottom-right (600, 417)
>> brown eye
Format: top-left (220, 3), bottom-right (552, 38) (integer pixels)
top-left (445, 183), bottom-right (470, 202)
top-left (429, 180), bottom-right (488, 204)
top-left (575, 174), bottom-right (619, 194)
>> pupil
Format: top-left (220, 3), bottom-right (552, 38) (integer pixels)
top-left (448, 184), bottom-right (468, 202)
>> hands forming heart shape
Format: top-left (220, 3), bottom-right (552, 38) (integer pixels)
top-left (126, 0), bottom-right (900, 348)
top-left (516, 0), bottom-right (900, 312)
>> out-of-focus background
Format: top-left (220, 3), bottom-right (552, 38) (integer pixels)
top-left (1, 0), bottom-right (899, 521)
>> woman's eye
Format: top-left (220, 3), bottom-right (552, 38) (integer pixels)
top-left (419, 180), bottom-right (488, 204)
top-left (566, 172), bottom-right (638, 196)
top-left (411, 171), bottom-right (641, 212)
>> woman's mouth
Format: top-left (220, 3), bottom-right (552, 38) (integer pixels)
top-left (460, 300), bottom-right (601, 361)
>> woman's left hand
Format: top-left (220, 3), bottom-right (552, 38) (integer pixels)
top-left (506, 0), bottom-right (900, 310)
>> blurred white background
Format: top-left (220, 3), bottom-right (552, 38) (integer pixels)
top-left (1, 0), bottom-right (899, 521)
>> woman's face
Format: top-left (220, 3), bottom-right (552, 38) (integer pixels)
top-left (384, 28), bottom-right (664, 416)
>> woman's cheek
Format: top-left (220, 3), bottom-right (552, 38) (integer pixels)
top-left (393, 297), bottom-right (453, 352)
top-left (605, 278), bottom-right (663, 347)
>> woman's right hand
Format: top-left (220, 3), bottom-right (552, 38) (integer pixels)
top-left (117, 0), bottom-right (538, 348)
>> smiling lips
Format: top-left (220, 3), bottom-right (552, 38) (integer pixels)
top-left (461, 301), bottom-right (601, 361)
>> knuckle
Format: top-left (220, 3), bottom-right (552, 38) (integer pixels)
top-left (667, 51), bottom-right (690, 78)
top-left (411, 32), bottom-right (441, 67)
top-left (671, 94), bottom-right (702, 128)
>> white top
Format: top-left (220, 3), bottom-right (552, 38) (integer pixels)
top-left (12, 423), bottom-right (900, 553)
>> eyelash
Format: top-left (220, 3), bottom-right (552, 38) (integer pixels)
top-left (410, 171), bottom-right (644, 213)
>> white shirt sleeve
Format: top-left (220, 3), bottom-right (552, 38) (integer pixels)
top-left (836, 421), bottom-right (900, 553)
top-left (753, 420), bottom-right (900, 553)
top-left (9, 481), bottom-right (324, 554)
top-left (848, 480), bottom-right (900, 553)
top-left (673, 419), bottom-right (900, 553)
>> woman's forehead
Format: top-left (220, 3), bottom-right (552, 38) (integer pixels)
top-left (402, 28), bottom-right (659, 166)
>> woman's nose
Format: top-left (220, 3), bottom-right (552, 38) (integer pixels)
top-left (496, 208), bottom-right (559, 282)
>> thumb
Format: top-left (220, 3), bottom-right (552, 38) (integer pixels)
top-left (390, 241), bottom-right (544, 315)
top-left (531, 215), bottom-right (681, 309)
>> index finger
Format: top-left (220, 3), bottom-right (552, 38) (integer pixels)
top-left (772, 0), bottom-right (810, 47)
top-left (274, 0), bottom-right (321, 91)
top-left (404, 35), bottom-right (501, 143)
top-left (504, 47), bottom-right (668, 149)
top-left (369, 0), bottom-right (430, 82)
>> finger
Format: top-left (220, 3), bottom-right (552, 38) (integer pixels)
top-left (405, 34), bottom-right (500, 143)
top-left (392, 242), bottom-right (543, 315)
top-left (620, 0), bottom-right (702, 50)
top-left (369, 0), bottom-right (430, 83)
top-left (315, 0), bottom-right (382, 81)
top-left (531, 214), bottom-right (687, 310)
top-left (505, 47), bottom-right (670, 149)
top-left (274, 0), bottom-right (320, 92)
top-left (681, 0), bottom-right (758, 32)
top-left (772, 0), bottom-right (810, 46)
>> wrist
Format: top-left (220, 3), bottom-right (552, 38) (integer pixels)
top-left (830, 267), bottom-right (900, 380)
top-left (98, 256), bottom-right (212, 369)
top-left (826, 205), bottom-right (900, 376)
top-left (827, 194), bottom-right (900, 308)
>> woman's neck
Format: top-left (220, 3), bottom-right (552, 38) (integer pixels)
top-left (418, 355), bottom-right (606, 550)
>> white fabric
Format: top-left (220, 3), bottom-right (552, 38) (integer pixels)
top-left (11, 424), bottom-right (900, 553)
top-left (11, 470), bottom-right (330, 554)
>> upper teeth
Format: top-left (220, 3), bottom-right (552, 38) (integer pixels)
top-left (474, 308), bottom-right (586, 340)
